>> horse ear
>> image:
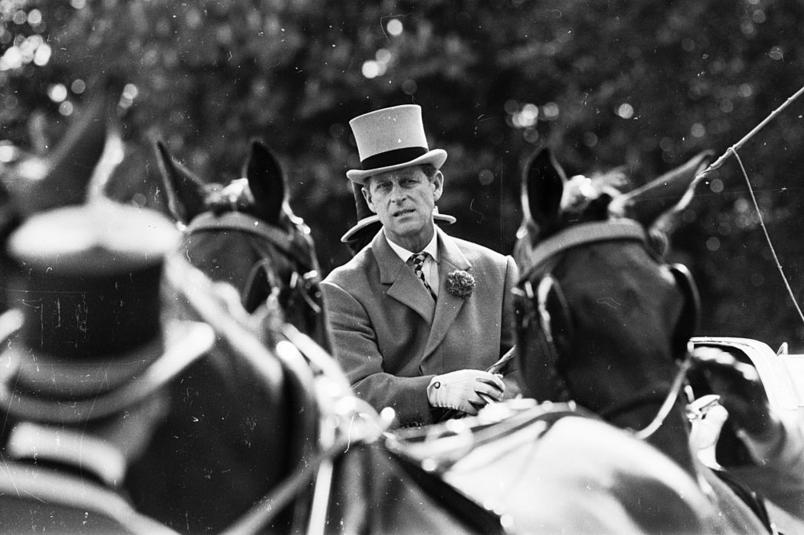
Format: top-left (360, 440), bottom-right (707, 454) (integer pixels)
top-left (609, 150), bottom-right (714, 227)
top-left (21, 86), bottom-right (118, 214)
top-left (522, 148), bottom-right (565, 230)
top-left (154, 140), bottom-right (207, 224)
top-left (245, 140), bottom-right (285, 225)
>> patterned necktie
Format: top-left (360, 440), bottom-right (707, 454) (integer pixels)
top-left (410, 252), bottom-right (436, 300)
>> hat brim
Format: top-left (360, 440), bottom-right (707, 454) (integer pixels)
top-left (0, 318), bottom-right (215, 424)
top-left (340, 212), bottom-right (457, 243)
top-left (346, 149), bottom-right (448, 185)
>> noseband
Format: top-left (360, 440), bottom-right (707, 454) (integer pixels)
top-left (186, 210), bottom-right (322, 315)
top-left (515, 219), bottom-right (699, 440)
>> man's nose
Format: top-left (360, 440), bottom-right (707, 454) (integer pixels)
top-left (389, 182), bottom-right (406, 200)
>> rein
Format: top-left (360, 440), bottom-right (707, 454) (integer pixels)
top-left (598, 354), bottom-right (693, 441)
top-left (518, 219), bottom-right (691, 440)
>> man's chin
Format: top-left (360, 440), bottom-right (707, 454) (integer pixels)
top-left (385, 220), bottom-right (431, 243)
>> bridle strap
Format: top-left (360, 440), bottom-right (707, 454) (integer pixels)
top-left (523, 220), bottom-right (646, 279)
top-left (186, 211), bottom-right (311, 268)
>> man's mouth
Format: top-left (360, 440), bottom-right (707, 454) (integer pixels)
top-left (392, 208), bottom-right (415, 217)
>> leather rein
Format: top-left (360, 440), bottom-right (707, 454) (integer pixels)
top-left (516, 219), bottom-right (694, 441)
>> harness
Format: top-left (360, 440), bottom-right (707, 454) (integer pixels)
top-left (514, 219), bottom-right (700, 440)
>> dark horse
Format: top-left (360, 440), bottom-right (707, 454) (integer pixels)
top-left (155, 140), bottom-right (330, 350)
top-left (511, 147), bottom-right (804, 533)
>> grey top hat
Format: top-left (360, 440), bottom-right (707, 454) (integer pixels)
top-left (346, 104), bottom-right (448, 184)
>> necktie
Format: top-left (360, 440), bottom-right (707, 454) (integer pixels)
top-left (410, 252), bottom-right (436, 300)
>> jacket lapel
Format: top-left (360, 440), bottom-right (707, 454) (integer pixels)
top-left (421, 227), bottom-right (471, 362)
top-left (373, 231), bottom-right (435, 324)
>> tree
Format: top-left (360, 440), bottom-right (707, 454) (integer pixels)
top-left (3, 0), bottom-right (804, 347)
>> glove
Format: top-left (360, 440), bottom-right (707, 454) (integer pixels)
top-left (689, 346), bottom-right (781, 440)
top-left (427, 369), bottom-right (505, 415)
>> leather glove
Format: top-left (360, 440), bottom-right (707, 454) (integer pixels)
top-left (427, 369), bottom-right (505, 415)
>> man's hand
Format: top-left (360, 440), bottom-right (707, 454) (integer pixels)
top-left (427, 369), bottom-right (505, 415)
top-left (689, 346), bottom-right (781, 440)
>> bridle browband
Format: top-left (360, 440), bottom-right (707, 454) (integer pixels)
top-left (516, 219), bottom-right (695, 440)
top-left (186, 211), bottom-right (315, 270)
top-left (519, 220), bottom-right (646, 281)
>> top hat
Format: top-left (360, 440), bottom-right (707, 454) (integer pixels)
top-left (0, 201), bottom-right (213, 419)
top-left (346, 104), bottom-right (447, 184)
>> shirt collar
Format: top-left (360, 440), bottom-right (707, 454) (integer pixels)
top-left (384, 229), bottom-right (439, 263)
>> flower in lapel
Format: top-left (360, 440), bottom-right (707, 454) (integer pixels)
top-left (446, 270), bottom-right (475, 298)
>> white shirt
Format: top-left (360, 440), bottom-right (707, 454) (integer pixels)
top-left (384, 230), bottom-right (439, 297)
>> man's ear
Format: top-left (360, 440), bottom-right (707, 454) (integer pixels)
top-left (361, 185), bottom-right (378, 214)
top-left (432, 170), bottom-right (444, 202)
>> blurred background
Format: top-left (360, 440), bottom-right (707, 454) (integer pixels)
top-left (2, 1), bottom-right (803, 349)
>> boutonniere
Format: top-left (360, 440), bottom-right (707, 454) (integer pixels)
top-left (446, 270), bottom-right (475, 298)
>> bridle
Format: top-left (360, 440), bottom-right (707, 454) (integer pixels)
top-left (514, 219), bottom-right (699, 440)
top-left (185, 210), bottom-right (323, 318)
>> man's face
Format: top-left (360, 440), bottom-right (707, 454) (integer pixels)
top-left (363, 166), bottom-right (443, 249)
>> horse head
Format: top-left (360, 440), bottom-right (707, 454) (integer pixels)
top-left (513, 146), bottom-right (712, 475)
top-left (0, 84), bottom-right (123, 313)
top-left (156, 139), bottom-right (329, 348)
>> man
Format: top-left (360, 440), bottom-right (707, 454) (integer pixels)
top-left (322, 104), bottom-right (519, 427)
top-left (0, 202), bottom-right (199, 533)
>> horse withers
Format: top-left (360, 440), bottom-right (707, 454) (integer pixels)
top-left (512, 146), bottom-right (804, 533)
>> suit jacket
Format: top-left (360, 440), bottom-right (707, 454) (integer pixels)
top-left (322, 226), bottom-right (518, 426)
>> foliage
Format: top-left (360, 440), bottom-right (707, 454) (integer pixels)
top-left (2, 0), bottom-right (804, 348)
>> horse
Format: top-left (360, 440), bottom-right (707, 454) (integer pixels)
top-left (511, 146), bottom-right (804, 533)
top-left (154, 140), bottom-right (330, 350)
top-left (0, 81), bottom-right (123, 314)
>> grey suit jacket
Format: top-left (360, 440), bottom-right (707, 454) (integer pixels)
top-left (322, 226), bottom-right (518, 426)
